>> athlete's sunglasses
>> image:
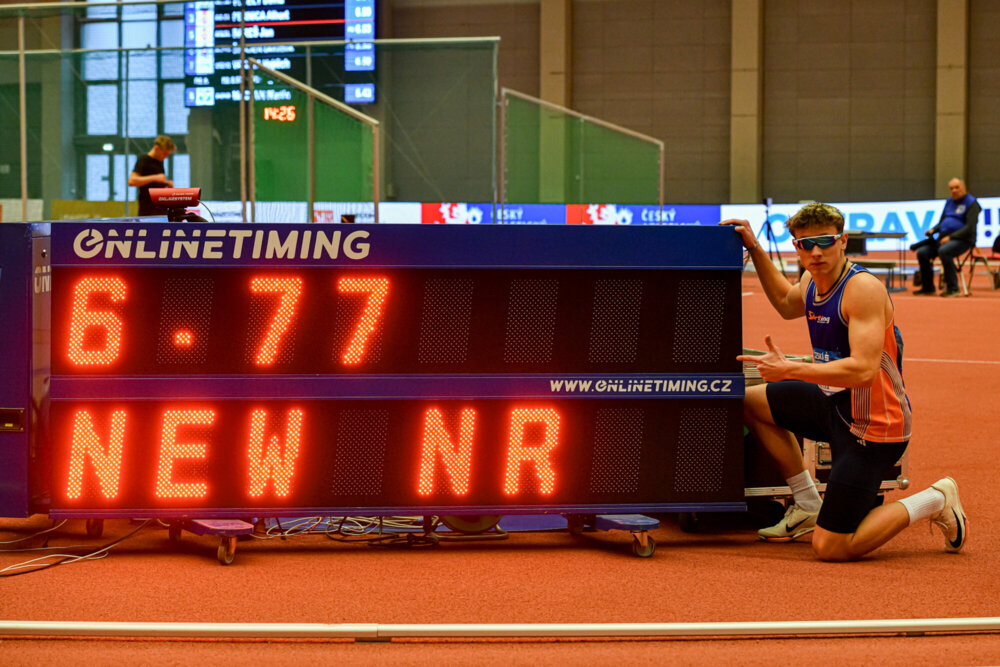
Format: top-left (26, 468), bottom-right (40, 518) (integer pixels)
top-left (792, 232), bottom-right (845, 251)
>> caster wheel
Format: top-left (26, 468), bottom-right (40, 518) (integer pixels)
top-left (217, 536), bottom-right (236, 565)
top-left (439, 514), bottom-right (502, 534)
top-left (678, 512), bottom-right (700, 533)
top-left (632, 535), bottom-right (656, 558)
top-left (168, 523), bottom-right (182, 542)
top-left (566, 514), bottom-right (586, 536)
top-left (85, 518), bottom-right (104, 539)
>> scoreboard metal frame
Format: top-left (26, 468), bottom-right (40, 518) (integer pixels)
top-left (0, 221), bottom-right (746, 520)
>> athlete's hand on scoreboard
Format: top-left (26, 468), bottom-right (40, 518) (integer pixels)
top-left (736, 336), bottom-right (791, 383)
top-left (718, 218), bottom-right (756, 250)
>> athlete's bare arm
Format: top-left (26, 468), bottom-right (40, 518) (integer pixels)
top-left (742, 273), bottom-right (888, 388)
top-left (719, 218), bottom-right (806, 320)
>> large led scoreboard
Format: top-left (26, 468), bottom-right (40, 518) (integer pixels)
top-left (0, 222), bottom-right (745, 520)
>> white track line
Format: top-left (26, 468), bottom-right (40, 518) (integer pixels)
top-left (1, 618), bottom-right (999, 639)
top-left (907, 357), bottom-right (1000, 365)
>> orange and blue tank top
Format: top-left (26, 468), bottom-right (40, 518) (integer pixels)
top-left (804, 262), bottom-right (911, 443)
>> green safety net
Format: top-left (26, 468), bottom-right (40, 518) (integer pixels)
top-left (503, 93), bottom-right (661, 205)
top-left (251, 67), bottom-right (373, 205)
top-left (0, 53), bottom-right (26, 202)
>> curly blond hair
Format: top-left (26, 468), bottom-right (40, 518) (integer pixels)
top-left (786, 202), bottom-right (844, 234)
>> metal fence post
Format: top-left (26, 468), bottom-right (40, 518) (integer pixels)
top-left (18, 14), bottom-right (27, 221)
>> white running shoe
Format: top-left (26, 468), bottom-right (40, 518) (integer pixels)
top-left (930, 477), bottom-right (968, 553)
top-left (757, 504), bottom-right (819, 542)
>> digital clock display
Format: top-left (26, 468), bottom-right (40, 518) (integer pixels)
top-left (263, 105), bottom-right (297, 121)
top-left (47, 223), bottom-right (746, 517)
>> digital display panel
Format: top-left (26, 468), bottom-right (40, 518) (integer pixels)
top-left (51, 268), bottom-right (741, 376)
top-left (263, 105), bottom-right (297, 121)
top-left (50, 399), bottom-right (743, 513)
top-left (46, 222), bottom-right (746, 517)
top-left (344, 83), bottom-right (375, 104)
top-left (184, 0), bottom-right (376, 106)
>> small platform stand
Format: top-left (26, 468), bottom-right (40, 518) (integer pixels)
top-left (566, 513), bottom-right (659, 558)
top-left (164, 514), bottom-right (659, 564)
top-left (168, 519), bottom-right (255, 565)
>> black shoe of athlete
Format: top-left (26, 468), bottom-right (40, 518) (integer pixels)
top-left (912, 288), bottom-right (936, 295)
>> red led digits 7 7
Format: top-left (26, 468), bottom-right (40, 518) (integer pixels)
top-left (67, 276), bottom-right (127, 366)
top-left (250, 276), bottom-right (303, 366)
top-left (337, 276), bottom-right (389, 365)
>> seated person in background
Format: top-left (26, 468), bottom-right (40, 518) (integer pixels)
top-left (721, 203), bottom-right (967, 561)
top-left (128, 135), bottom-right (175, 217)
top-left (913, 177), bottom-right (980, 297)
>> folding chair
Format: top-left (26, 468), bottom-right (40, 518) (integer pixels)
top-left (954, 246), bottom-right (975, 296)
top-left (914, 241), bottom-right (991, 296)
top-left (965, 236), bottom-right (1000, 291)
top-left (921, 246), bottom-right (977, 296)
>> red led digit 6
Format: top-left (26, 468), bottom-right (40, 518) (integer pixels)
top-left (67, 276), bottom-right (127, 366)
top-left (250, 276), bottom-right (303, 366)
top-left (337, 276), bottom-right (389, 365)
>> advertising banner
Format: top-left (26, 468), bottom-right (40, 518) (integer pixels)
top-left (566, 204), bottom-right (721, 226)
top-left (721, 198), bottom-right (999, 251)
top-left (421, 202), bottom-right (490, 224)
top-left (493, 204), bottom-right (566, 224)
top-left (179, 199), bottom-right (998, 251)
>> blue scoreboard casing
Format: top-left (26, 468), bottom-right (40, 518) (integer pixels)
top-left (0, 223), bottom-right (50, 517)
top-left (1, 222), bottom-right (745, 519)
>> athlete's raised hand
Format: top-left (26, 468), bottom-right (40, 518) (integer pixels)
top-left (737, 335), bottom-right (791, 382)
top-left (719, 218), bottom-right (757, 250)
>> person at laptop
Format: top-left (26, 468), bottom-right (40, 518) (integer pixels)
top-left (128, 135), bottom-right (175, 216)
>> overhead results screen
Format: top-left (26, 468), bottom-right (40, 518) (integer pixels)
top-left (184, 0), bottom-right (376, 107)
top-left (47, 223), bottom-right (745, 516)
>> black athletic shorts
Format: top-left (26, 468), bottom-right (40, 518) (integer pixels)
top-left (765, 380), bottom-right (908, 534)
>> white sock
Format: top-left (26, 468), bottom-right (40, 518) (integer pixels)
top-left (898, 487), bottom-right (946, 524)
top-left (787, 470), bottom-right (822, 512)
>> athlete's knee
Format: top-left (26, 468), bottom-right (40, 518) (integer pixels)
top-left (743, 384), bottom-right (769, 422)
top-left (811, 530), bottom-right (857, 562)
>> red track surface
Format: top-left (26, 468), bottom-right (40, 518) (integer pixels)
top-left (2, 272), bottom-right (999, 665)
